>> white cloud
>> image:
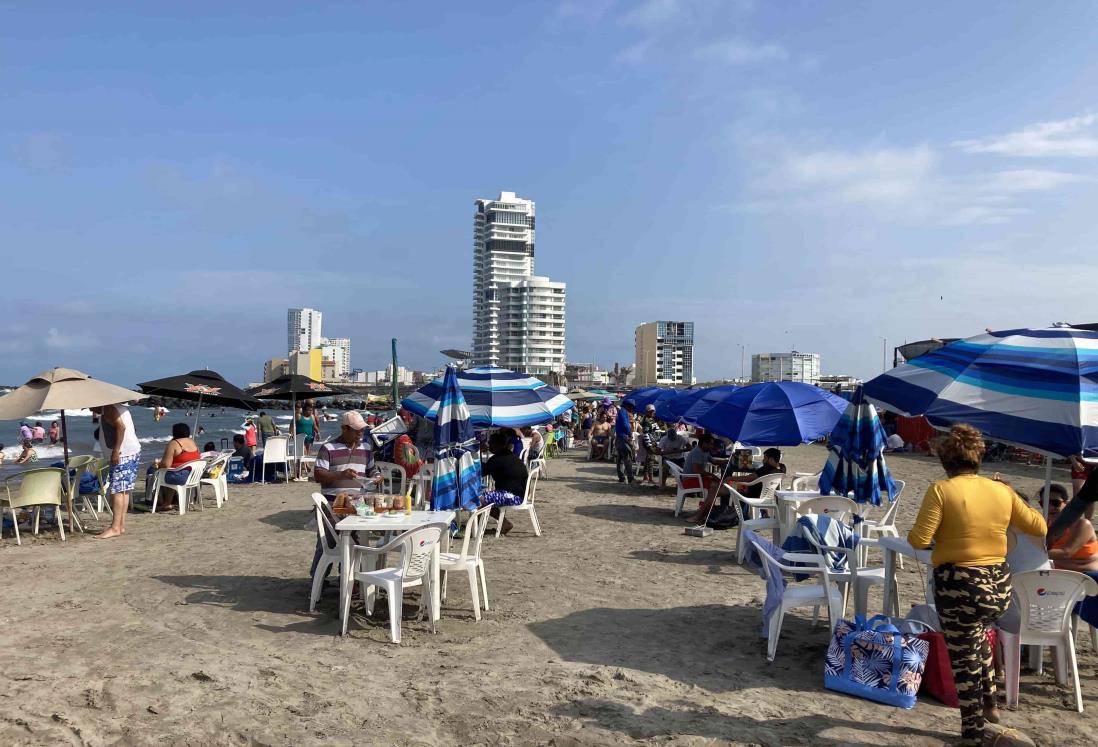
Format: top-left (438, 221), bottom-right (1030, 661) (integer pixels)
top-left (44, 328), bottom-right (100, 350)
top-left (979, 169), bottom-right (1092, 193)
top-left (615, 40), bottom-right (653, 65)
top-left (954, 113), bottom-right (1098, 158)
top-left (622, 0), bottom-right (685, 30)
top-left (696, 38), bottom-right (788, 65)
top-left (767, 145), bottom-right (936, 206)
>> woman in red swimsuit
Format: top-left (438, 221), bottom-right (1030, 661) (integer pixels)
top-left (154, 423), bottom-right (201, 510)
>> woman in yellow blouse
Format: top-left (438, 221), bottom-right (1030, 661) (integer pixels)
top-left (908, 424), bottom-right (1045, 747)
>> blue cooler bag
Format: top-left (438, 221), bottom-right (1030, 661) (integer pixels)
top-left (824, 614), bottom-right (929, 709)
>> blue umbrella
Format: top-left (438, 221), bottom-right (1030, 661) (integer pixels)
top-left (687, 382), bottom-right (849, 445)
top-left (624, 386), bottom-right (678, 411)
top-left (404, 366), bottom-right (573, 428)
top-left (430, 366), bottom-right (481, 512)
top-left (819, 387), bottom-right (896, 505)
top-left (863, 326), bottom-right (1098, 458)
top-left (655, 387), bottom-right (719, 423)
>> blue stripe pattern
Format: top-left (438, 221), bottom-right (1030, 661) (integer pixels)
top-left (819, 387), bottom-right (896, 506)
top-left (863, 327), bottom-right (1098, 458)
top-left (403, 366), bottom-right (574, 428)
top-left (430, 365), bottom-right (481, 511)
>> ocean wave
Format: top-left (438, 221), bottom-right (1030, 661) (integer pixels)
top-left (1, 444), bottom-right (66, 461)
top-left (138, 436), bottom-right (171, 444)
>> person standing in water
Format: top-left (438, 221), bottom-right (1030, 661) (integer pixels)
top-left (90, 403), bottom-right (142, 539)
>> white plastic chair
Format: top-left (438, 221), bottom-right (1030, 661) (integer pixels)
top-left (411, 463), bottom-right (433, 509)
top-left (529, 456), bottom-right (548, 478)
top-left (258, 436), bottom-right (290, 484)
top-left (375, 461), bottom-right (408, 497)
top-left (790, 472), bottom-right (821, 491)
top-left (439, 504), bottom-right (492, 621)
top-left (150, 460), bottom-right (207, 515)
top-left (858, 480), bottom-right (905, 566)
top-left (2, 468), bottom-right (69, 545)
top-left (1002, 569), bottom-right (1098, 712)
top-left (667, 462), bottom-right (704, 517)
top-left (82, 458), bottom-right (113, 515)
top-left (66, 454), bottom-right (97, 522)
top-left (794, 496), bottom-right (859, 524)
top-left (341, 522), bottom-right (449, 642)
top-left (199, 453), bottom-right (230, 508)
top-left (309, 493), bottom-right (342, 612)
top-left (797, 513), bottom-right (894, 618)
top-left (750, 539), bottom-right (843, 662)
top-left (729, 474), bottom-right (784, 564)
top-left (495, 466), bottom-right (542, 537)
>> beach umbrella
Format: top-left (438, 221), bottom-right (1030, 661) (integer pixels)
top-left (654, 386), bottom-right (719, 424)
top-left (863, 325), bottom-right (1098, 518)
top-left (686, 382), bottom-right (849, 446)
top-left (819, 387), bottom-right (896, 506)
top-left (430, 366), bottom-right (481, 511)
top-left (0, 367), bottom-right (147, 528)
top-left (623, 387), bottom-right (677, 411)
top-left (246, 375), bottom-right (353, 479)
top-left (138, 369), bottom-right (260, 432)
top-left (403, 366), bottom-right (574, 428)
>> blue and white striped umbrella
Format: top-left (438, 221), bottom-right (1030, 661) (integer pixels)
top-left (863, 326), bottom-right (1098, 458)
top-left (819, 387), bottom-right (896, 506)
top-left (404, 366), bottom-right (574, 428)
top-left (430, 365), bottom-right (481, 511)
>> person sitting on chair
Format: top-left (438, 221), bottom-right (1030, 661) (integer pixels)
top-left (590, 416), bottom-right (612, 459)
top-left (154, 423), bottom-right (201, 511)
top-left (481, 431), bottom-right (529, 536)
top-left (1044, 483), bottom-right (1098, 572)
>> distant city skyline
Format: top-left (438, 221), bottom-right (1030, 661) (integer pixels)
top-left (3, 5), bottom-right (1098, 387)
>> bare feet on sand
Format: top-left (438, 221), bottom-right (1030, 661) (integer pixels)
top-left (95, 528), bottom-right (123, 539)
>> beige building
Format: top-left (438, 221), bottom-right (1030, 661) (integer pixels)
top-left (263, 358), bottom-right (289, 383)
top-left (634, 321), bottom-right (695, 386)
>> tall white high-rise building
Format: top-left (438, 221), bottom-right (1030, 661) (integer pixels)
top-left (471, 191), bottom-right (566, 375)
top-left (287, 308), bottom-right (323, 355)
top-left (752, 351), bottom-right (821, 384)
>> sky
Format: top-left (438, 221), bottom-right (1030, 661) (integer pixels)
top-left (3, 1), bottom-right (1098, 388)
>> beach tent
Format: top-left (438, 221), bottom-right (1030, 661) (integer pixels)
top-left (138, 369), bottom-right (260, 433)
top-left (863, 325), bottom-right (1098, 518)
top-left (819, 387), bottom-right (896, 506)
top-left (403, 366), bottom-right (573, 428)
top-left (0, 368), bottom-right (147, 529)
top-left (430, 365), bottom-right (481, 512)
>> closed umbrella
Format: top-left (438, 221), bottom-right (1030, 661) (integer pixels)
top-left (0, 368), bottom-right (147, 529)
top-left (138, 369), bottom-right (260, 433)
top-left (430, 365), bottom-right (481, 512)
top-left (819, 387), bottom-right (896, 506)
top-left (863, 325), bottom-right (1098, 520)
top-left (246, 375), bottom-right (353, 479)
top-left (403, 366), bottom-right (573, 428)
top-left (686, 382), bottom-right (848, 445)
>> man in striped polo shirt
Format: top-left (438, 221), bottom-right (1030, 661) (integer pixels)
top-left (310, 411), bottom-right (382, 579)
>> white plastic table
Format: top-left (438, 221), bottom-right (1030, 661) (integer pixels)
top-left (879, 535), bottom-right (933, 616)
top-left (335, 510), bottom-right (456, 635)
top-left (773, 490), bottom-right (823, 543)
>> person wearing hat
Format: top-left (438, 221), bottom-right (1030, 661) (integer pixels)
top-left (637, 404), bottom-right (661, 485)
top-left (311, 411), bottom-right (383, 579)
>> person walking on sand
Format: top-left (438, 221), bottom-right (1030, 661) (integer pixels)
top-left (615, 401), bottom-right (636, 484)
top-left (89, 403), bottom-right (142, 539)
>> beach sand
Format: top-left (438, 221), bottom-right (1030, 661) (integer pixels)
top-left (0, 445), bottom-right (1094, 746)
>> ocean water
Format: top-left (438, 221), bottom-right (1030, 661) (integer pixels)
top-left (0, 405), bottom-right (303, 479)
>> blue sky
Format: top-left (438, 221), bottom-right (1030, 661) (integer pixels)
top-left (3, 1), bottom-right (1098, 387)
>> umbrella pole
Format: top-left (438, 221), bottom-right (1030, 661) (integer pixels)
top-left (292, 393), bottom-right (298, 481)
top-left (62, 410), bottom-right (75, 531)
top-left (1042, 455), bottom-right (1053, 521)
top-left (193, 393), bottom-right (203, 435)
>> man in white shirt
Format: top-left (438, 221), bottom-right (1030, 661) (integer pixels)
top-left (657, 428), bottom-right (693, 488)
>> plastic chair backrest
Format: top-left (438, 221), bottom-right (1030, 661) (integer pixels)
top-left (523, 466), bottom-right (540, 506)
top-left (264, 436), bottom-right (289, 461)
top-left (791, 475), bottom-right (820, 491)
top-left (4, 468), bottom-right (67, 509)
top-left (375, 461), bottom-right (407, 495)
top-left (1012, 569), bottom-right (1098, 637)
top-left (180, 461), bottom-right (207, 488)
top-left (67, 455), bottom-right (95, 472)
top-left (877, 480), bottom-right (905, 524)
top-left (399, 523), bottom-right (445, 581)
top-left (665, 461), bottom-right (683, 478)
top-left (289, 433), bottom-right (306, 459)
top-left (758, 473), bottom-right (784, 501)
top-left (311, 493), bottom-right (338, 550)
top-left (796, 496), bottom-right (858, 523)
top-left (457, 504), bottom-right (493, 561)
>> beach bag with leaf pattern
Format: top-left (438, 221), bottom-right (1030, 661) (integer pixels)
top-left (824, 614), bottom-right (929, 709)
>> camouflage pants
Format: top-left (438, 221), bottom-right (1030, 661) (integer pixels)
top-left (933, 562), bottom-right (1011, 747)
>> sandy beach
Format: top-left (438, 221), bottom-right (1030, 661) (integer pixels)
top-left (0, 445), bottom-right (1094, 746)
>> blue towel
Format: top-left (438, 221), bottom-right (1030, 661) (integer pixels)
top-left (782, 513), bottom-right (859, 573)
top-left (743, 529), bottom-right (789, 639)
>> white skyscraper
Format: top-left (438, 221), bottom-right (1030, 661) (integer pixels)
top-left (320, 337), bottom-right (351, 380)
top-left (472, 191), bottom-right (566, 375)
top-left (634, 321), bottom-right (695, 386)
top-left (752, 351), bottom-right (821, 384)
top-left (287, 308), bottom-right (323, 355)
